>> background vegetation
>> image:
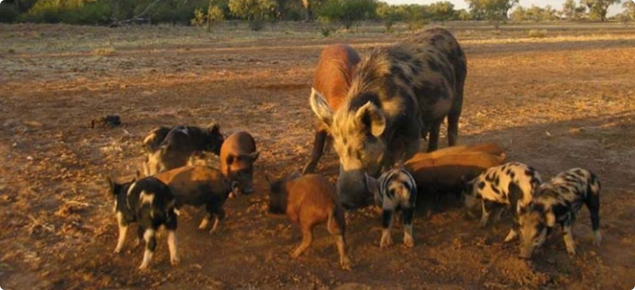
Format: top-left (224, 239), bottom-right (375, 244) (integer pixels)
top-left (0, 0), bottom-right (632, 29)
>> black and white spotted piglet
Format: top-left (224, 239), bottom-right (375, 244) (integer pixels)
top-left (366, 168), bottom-right (417, 248)
top-left (518, 168), bottom-right (601, 259)
top-left (462, 162), bottom-right (542, 242)
top-left (107, 176), bottom-right (179, 270)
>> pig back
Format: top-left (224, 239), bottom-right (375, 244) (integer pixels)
top-left (312, 44), bottom-right (360, 111)
top-left (406, 151), bottom-right (506, 193)
top-left (154, 166), bottom-right (230, 205)
top-left (286, 175), bottom-right (337, 217)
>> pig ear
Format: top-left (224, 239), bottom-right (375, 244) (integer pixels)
top-left (365, 173), bottom-right (379, 197)
top-left (208, 122), bottom-right (220, 134)
top-left (310, 88), bottom-right (333, 127)
top-left (226, 154), bottom-right (235, 165)
top-left (355, 101), bottom-right (386, 137)
top-left (105, 176), bottom-right (117, 195)
top-left (289, 171), bottom-right (301, 180)
top-left (545, 212), bottom-right (556, 227)
top-left (461, 175), bottom-right (472, 187)
top-left (249, 151), bottom-right (260, 162)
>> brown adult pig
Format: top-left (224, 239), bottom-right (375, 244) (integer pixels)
top-left (220, 132), bottom-right (259, 195)
top-left (404, 144), bottom-right (506, 209)
top-left (302, 44), bottom-right (360, 174)
top-left (153, 166), bottom-right (238, 234)
top-left (266, 173), bottom-right (352, 271)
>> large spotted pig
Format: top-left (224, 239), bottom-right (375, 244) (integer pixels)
top-left (302, 44), bottom-right (361, 175)
top-left (518, 168), bottom-right (601, 259)
top-left (366, 168), bottom-right (418, 248)
top-left (310, 28), bottom-right (467, 209)
top-left (220, 131), bottom-right (259, 194)
top-left (142, 124), bottom-right (224, 176)
top-left (462, 162), bottom-right (542, 242)
top-left (153, 166), bottom-right (239, 234)
top-left (107, 176), bottom-right (179, 270)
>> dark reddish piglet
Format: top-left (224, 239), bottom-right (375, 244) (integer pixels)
top-left (267, 173), bottom-right (352, 270)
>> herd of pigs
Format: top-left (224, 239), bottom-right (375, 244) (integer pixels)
top-left (106, 28), bottom-right (602, 271)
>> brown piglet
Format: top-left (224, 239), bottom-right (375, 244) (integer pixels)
top-left (266, 173), bottom-right (352, 270)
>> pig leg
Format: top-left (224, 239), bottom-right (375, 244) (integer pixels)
top-left (479, 200), bottom-right (496, 228)
top-left (139, 228), bottom-right (156, 270)
top-left (426, 121), bottom-right (442, 152)
top-left (135, 225), bottom-right (145, 248)
top-left (585, 192), bottom-right (602, 247)
top-left (562, 222), bottom-right (576, 256)
top-left (166, 215), bottom-right (179, 266)
top-left (166, 230), bottom-right (179, 266)
top-left (302, 129), bottom-right (328, 175)
top-left (114, 213), bottom-right (128, 254)
top-left (380, 209), bottom-right (394, 248)
top-left (198, 216), bottom-right (210, 230)
top-left (447, 103), bottom-right (461, 147)
top-left (328, 209), bottom-right (351, 270)
top-left (336, 234), bottom-right (351, 270)
top-left (292, 223), bottom-right (314, 258)
top-left (198, 208), bottom-right (212, 230)
top-left (402, 207), bottom-right (415, 248)
top-left (504, 221), bottom-right (519, 243)
top-left (209, 208), bottom-right (225, 235)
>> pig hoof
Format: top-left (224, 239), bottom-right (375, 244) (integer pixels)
top-left (170, 257), bottom-right (180, 266)
top-left (594, 232), bottom-right (602, 247)
top-left (404, 238), bottom-right (414, 248)
top-left (379, 238), bottom-right (392, 248)
top-left (567, 249), bottom-right (576, 256)
top-left (138, 264), bottom-right (149, 271)
top-left (340, 257), bottom-right (352, 271)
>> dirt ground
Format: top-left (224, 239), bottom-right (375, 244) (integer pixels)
top-left (0, 22), bottom-right (634, 289)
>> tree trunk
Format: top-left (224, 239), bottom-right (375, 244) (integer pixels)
top-left (302, 0), bottom-right (312, 22)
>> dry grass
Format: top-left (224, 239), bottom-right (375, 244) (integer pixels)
top-left (528, 29), bottom-right (548, 38)
top-left (91, 47), bottom-right (116, 56)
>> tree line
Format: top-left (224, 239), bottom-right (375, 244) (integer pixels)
top-left (0, 0), bottom-right (633, 29)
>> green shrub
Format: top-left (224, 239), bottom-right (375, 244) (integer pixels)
top-left (21, 0), bottom-right (111, 25)
top-left (0, 5), bottom-right (20, 23)
top-left (228, 0), bottom-right (277, 21)
top-left (317, 0), bottom-right (377, 30)
top-left (61, 1), bottom-right (112, 25)
top-left (248, 18), bottom-right (265, 30)
top-left (528, 29), bottom-right (547, 38)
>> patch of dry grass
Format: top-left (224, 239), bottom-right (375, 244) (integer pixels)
top-left (91, 47), bottom-right (116, 56)
top-left (528, 29), bottom-right (548, 38)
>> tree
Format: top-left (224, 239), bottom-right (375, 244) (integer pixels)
top-left (428, 1), bottom-right (454, 21)
top-left (541, 5), bottom-right (558, 21)
top-left (376, 2), bottom-right (404, 31)
top-left (317, 0), bottom-right (377, 29)
top-left (455, 8), bottom-right (471, 20)
top-left (624, 0), bottom-right (635, 21)
top-left (525, 5), bottom-right (542, 21)
top-left (581, 0), bottom-right (620, 21)
top-left (561, 0), bottom-right (577, 19)
top-left (465, 0), bottom-right (518, 22)
top-left (228, 0), bottom-right (277, 21)
top-left (509, 5), bottom-right (525, 22)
